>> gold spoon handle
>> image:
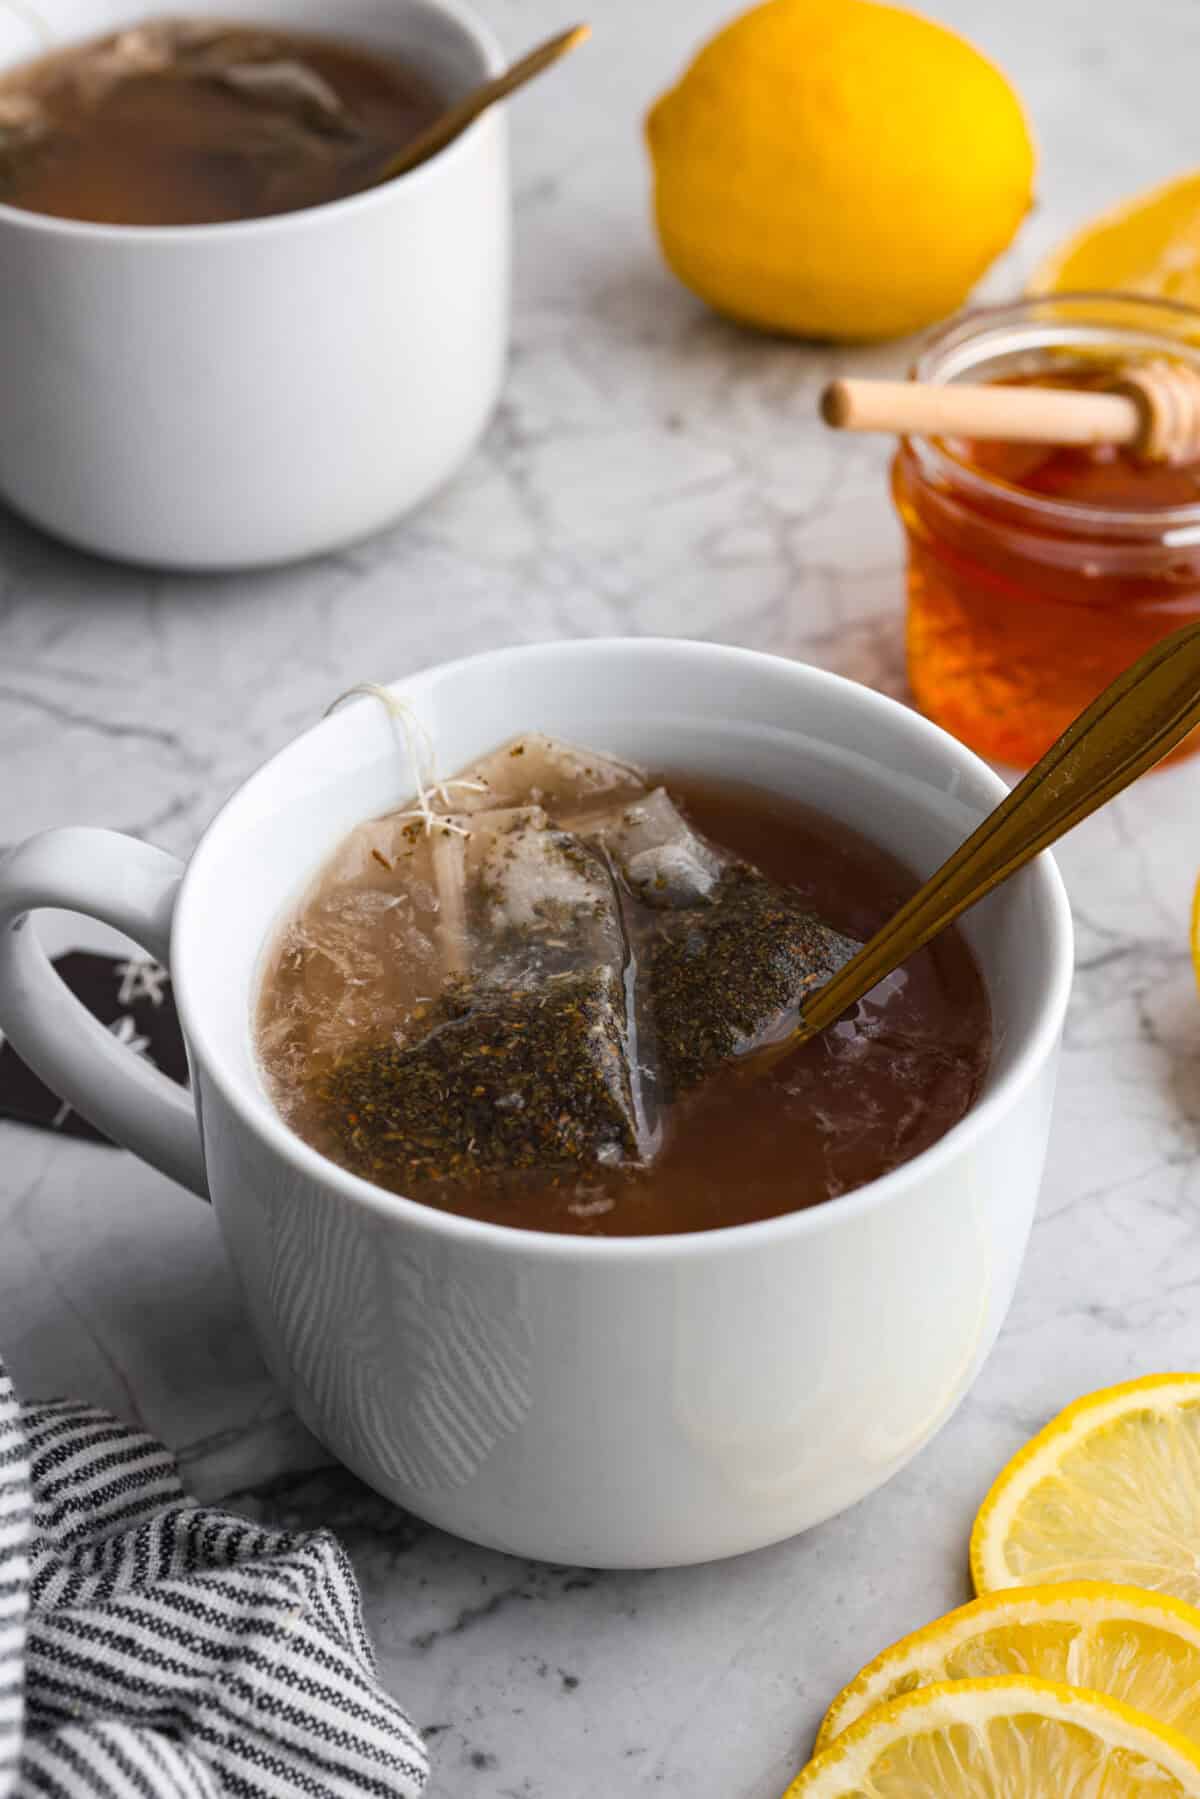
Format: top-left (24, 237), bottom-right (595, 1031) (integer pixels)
top-left (376, 23), bottom-right (590, 184)
top-left (792, 617), bottom-right (1200, 1049)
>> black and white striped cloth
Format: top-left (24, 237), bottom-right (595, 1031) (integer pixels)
top-left (0, 1358), bottom-right (428, 1798)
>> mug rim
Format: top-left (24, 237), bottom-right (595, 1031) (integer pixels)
top-left (173, 637), bottom-right (1075, 1262)
top-left (0, 0), bottom-right (505, 245)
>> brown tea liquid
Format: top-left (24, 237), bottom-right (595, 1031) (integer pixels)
top-left (0, 17), bottom-right (445, 226)
top-left (257, 776), bottom-right (991, 1237)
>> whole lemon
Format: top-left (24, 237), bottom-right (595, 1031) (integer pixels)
top-left (646, 0), bottom-right (1036, 342)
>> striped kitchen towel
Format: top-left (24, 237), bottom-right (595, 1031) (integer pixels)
top-left (0, 1358), bottom-right (428, 1798)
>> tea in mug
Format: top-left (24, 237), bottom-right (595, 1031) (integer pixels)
top-left (0, 16), bottom-right (445, 225)
top-left (256, 733), bottom-right (991, 1236)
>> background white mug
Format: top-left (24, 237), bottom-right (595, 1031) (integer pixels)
top-left (0, 641), bottom-right (1073, 1567)
top-left (0, 0), bottom-right (508, 568)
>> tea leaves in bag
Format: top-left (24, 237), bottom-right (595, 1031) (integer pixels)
top-left (577, 787), bottom-right (861, 1098)
top-left (292, 774), bottom-right (657, 1191)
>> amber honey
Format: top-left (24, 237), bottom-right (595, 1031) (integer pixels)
top-left (893, 296), bottom-right (1200, 768)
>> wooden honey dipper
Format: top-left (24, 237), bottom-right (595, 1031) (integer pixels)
top-left (821, 359), bottom-right (1200, 465)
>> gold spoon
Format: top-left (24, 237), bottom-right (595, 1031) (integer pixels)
top-left (376, 23), bottom-right (591, 184)
top-left (751, 617), bottom-right (1200, 1073)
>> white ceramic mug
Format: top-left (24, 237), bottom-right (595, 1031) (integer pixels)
top-left (0, 641), bottom-right (1073, 1567)
top-left (0, 0), bottom-right (508, 569)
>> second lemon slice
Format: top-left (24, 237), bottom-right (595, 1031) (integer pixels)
top-left (971, 1374), bottom-right (1200, 1602)
top-left (786, 1677), bottom-right (1200, 1797)
top-left (815, 1581), bottom-right (1200, 1751)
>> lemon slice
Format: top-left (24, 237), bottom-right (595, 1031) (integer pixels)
top-left (815, 1581), bottom-right (1200, 1752)
top-left (785, 1676), bottom-right (1200, 1797)
top-left (1031, 171), bottom-right (1200, 303)
top-left (971, 1374), bottom-right (1200, 1602)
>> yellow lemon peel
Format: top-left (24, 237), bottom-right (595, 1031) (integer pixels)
top-left (816, 1580), bottom-right (1200, 1752)
top-left (971, 1373), bottom-right (1200, 1605)
top-left (785, 1675), bottom-right (1200, 1797)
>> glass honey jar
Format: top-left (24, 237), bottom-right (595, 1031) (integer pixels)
top-left (893, 294), bottom-right (1200, 767)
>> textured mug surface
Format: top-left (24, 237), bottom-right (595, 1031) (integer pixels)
top-left (0, 641), bottom-right (1074, 1566)
top-left (0, 0), bottom-right (509, 568)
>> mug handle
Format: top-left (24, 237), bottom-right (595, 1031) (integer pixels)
top-left (0, 828), bottom-right (208, 1197)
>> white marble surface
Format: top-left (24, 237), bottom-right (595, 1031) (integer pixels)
top-left (3, 0), bottom-right (1200, 1792)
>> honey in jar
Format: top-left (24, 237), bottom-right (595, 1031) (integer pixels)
top-left (893, 295), bottom-right (1200, 767)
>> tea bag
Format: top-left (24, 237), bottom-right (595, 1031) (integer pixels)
top-left (445, 732), bottom-right (646, 819)
top-left (572, 787), bottom-right (861, 1097)
top-left (567, 787), bottom-right (725, 907)
top-left (218, 61), bottom-right (346, 131)
top-left (317, 962), bottom-right (641, 1187)
top-left (638, 863), bottom-right (860, 1097)
top-left (292, 746), bottom-right (659, 1189)
top-left (69, 21), bottom-right (349, 127)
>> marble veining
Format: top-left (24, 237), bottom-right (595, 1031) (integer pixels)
top-left (3, 0), bottom-right (1200, 1792)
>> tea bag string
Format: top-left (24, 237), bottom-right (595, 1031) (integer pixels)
top-left (325, 684), bottom-right (486, 836)
top-left (327, 685), bottom-right (483, 980)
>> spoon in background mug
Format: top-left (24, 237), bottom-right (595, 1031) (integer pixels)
top-left (374, 22), bottom-right (591, 183)
top-left (750, 616), bottom-right (1200, 1073)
